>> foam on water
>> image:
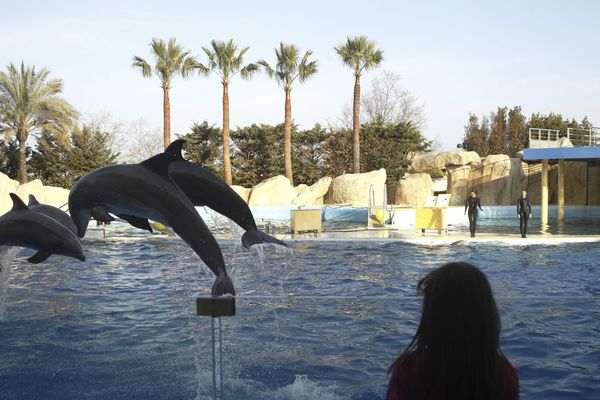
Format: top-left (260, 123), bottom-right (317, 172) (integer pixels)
top-left (0, 246), bottom-right (17, 320)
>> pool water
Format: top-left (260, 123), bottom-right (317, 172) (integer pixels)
top-left (0, 234), bottom-right (599, 399)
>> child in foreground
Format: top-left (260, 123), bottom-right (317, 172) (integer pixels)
top-left (387, 262), bottom-right (518, 400)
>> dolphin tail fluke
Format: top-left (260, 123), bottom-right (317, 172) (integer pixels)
top-left (211, 274), bottom-right (236, 296)
top-left (242, 229), bottom-right (288, 250)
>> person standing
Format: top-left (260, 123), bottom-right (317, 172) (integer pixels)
top-left (464, 190), bottom-right (484, 237)
top-left (517, 190), bottom-right (532, 238)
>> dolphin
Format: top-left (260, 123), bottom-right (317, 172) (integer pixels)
top-left (68, 151), bottom-right (235, 296)
top-left (0, 193), bottom-right (86, 264)
top-left (165, 140), bottom-right (288, 249)
top-left (28, 194), bottom-right (78, 236)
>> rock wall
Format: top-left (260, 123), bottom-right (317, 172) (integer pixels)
top-left (0, 173), bottom-right (70, 216)
top-left (393, 173), bottom-right (433, 206)
top-left (327, 169), bottom-right (386, 207)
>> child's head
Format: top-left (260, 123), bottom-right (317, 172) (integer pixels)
top-left (416, 262), bottom-right (500, 352)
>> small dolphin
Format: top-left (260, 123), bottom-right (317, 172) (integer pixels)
top-left (0, 193), bottom-right (85, 264)
top-left (165, 140), bottom-right (288, 249)
top-left (28, 194), bottom-right (78, 236)
top-left (68, 152), bottom-right (235, 296)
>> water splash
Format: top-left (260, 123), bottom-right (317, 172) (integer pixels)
top-left (271, 375), bottom-right (341, 400)
top-left (0, 246), bottom-right (17, 319)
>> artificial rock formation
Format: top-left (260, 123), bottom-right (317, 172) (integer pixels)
top-left (327, 169), bottom-right (387, 207)
top-left (292, 177), bottom-right (332, 206)
top-left (411, 151), bottom-right (480, 173)
top-left (230, 185), bottom-right (251, 203)
top-left (247, 175), bottom-right (298, 206)
top-left (394, 173), bottom-right (433, 206)
top-left (0, 173), bottom-right (70, 216)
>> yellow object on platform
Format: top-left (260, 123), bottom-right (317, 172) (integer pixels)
top-left (415, 207), bottom-right (447, 233)
top-left (375, 210), bottom-right (385, 224)
top-left (153, 221), bottom-right (167, 231)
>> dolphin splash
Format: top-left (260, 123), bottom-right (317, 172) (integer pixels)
top-left (68, 151), bottom-right (235, 296)
top-left (0, 193), bottom-right (85, 264)
top-left (165, 139), bottom-right (288, 249)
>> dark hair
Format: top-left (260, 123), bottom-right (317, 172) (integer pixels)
top-left (390, 262), bottom-right (510, 399)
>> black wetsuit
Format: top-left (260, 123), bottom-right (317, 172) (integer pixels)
top-left (517, 196), bottom-right (532, 238)
top-left (465, 196), bottom-right (483, 237)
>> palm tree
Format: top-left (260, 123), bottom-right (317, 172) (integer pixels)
top-left (0, 62), bottom-right (78, 183)
top-left (258, 43), bottom-right (318, 184)
top-left (132, 38), bottom-right (201, 149)
top-left (201, 39), bottom-right (258, 185)
top-left (334, 36), bottom-right (383, 173)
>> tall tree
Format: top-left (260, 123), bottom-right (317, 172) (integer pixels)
top-left (132, 38), bottom-right (199, 149)
top-left (258, 43), bottom-right (318, 185)
top-left (334, 36), bottom-right (383, 173)
top-left (201, 40), bottom-right (258, 185)
top-left (506, 106), bottom-right (527, 156)
top-left (461, 114), bottom-right (490, 156)
top-left (0, 62), bottom-right (78, 183)
top-left (176, 121), bottom-right (223, 178)
top-left (489, 107), bottom-right (508, 154)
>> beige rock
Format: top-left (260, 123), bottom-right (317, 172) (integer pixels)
top-left (447, 165), bottom-right (472, 206)
top-left (558, 137), bottom-right (573, 147)
top-left (293, 177), bottom-right (332, 206)
top-left (295, 184), bottom-right (308, 195)
top-left (15, 179), bottom-right (45, 204)
top-left (0, 173), bottom-right (21, 215)
top-left (394, 173), bottom-right (433, 206)
top-left (248, 175), bottom-right (298, 206)
top-left (41, 186), bottom-right (70, 209)
top-left (230, 185), bottom-right (251, 203)
top-left (411, 151), bottom-right (480, 173)
top-left (326, 169), bottom-right (387, 207)
top-left (432, 178), bottom-right (447, 193)
top-left (468, 155), bottom-right (512, 205)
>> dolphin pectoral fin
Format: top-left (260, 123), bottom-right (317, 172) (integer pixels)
top-left (91, 206), bottom-right (115, 222)
top-left (27, 251), bottom-right (51, 264)
top-left (211, 274), bottom-right (235, 296)
top-left (241, 229), bottom-right (288, 249)
top-left (117, 214), bottom-right (153, 233)
top-left (165, 139), bottom-right (186, 160)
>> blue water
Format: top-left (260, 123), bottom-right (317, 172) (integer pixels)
top-left (1, 233), bottom-right (599, 399)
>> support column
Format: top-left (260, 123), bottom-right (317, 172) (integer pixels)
top-left (558, 159), bottom-right (565, 223)
top-left (541, 160), bottom-right (549, 230)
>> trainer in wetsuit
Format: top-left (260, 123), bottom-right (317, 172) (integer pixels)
top-left (517, 189), bottom-right (532, 238)
top-left (464, 189), bottom-right (484, 237)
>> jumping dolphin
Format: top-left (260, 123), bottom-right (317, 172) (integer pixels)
top-left (68, 152), bottom-right (235, 296)
top-left (28, 194), bottom-right (78, 236)
top-left (165, 140), bottom-right (288, 249)
top-left (0, 193), bottom-right (85, 264)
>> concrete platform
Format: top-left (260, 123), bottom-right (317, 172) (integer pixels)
top-left (284, 229), bottom-right (600, 246)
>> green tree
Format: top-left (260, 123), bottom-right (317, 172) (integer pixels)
top-left (132, 38), bottom-right (199, 149)
top-left (361, 121), bottom-right (431, 183)
top-left (0, 138), bottom-right (31, 179)
top-left (230, 123), bottom-right (284, 187)
top-left (489, 106), bottom-right (508, 154)
top-left (334, 36), bottom-right (384, 173)
top-left (461, 114), bottom-right (490, 156)
top-left (292, 123), bottom-right (328, 185)
top-left (176, 121), bottom-right (223, 178)
top-left (0, 62), bottom-right (78, 183)
top-left (322, 127), bottom-right (354, 177)
top-left (201, 39), bottom-right (258, 185)
top-left (258, 43), bottom-right (318, 185)
top-left (506, 106), bottom-right (527, 156)
top-left (30, 125), bottom-right (118, 188)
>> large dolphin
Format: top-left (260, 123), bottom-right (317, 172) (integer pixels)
top-left (165, 139), bottom-right (288, 249)
top-left (0, 193), bottom-right (85, 264)
top-left (68, 151), bottom-right (235, 296)
top-left (28, 194), bottom-right (78, 236)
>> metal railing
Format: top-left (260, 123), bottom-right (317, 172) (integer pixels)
top-left (528, 127), bottom-right (600, 148)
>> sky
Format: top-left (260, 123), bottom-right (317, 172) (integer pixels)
top-left (1, 0), bottom-right (598, 151)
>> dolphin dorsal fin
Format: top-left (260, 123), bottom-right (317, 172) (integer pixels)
top-left (140, 153), bottom-right (175, 178)
top-left (28, 194), bottom-right (40, 206)
top-left (165, 139), bottom-right (186, 161)
top-left (10, 193), bottom-right (28, 211)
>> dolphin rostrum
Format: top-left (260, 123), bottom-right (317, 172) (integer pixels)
top-left (0, 193), bottom-right (85, 264)
top-left (68, 151), bottom-right (235, 296)
top-left (165, 139), bottom-right (288, 249)
top-left (28, 194), bottom-right (78, 236)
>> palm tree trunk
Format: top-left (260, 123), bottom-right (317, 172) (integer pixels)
top-left (222, 82), bottom-right (232, 185)
top-left (163, 86), bottom-right (171, 149)
top-left (352, 74), bottom-right (361, 173)
top-left (17, 127), bottom-right (27, 184)
top-left (284, 89), bottom-right (293, 185)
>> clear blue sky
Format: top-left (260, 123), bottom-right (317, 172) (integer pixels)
top-left (1, 0), bottom-right (598, 150)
